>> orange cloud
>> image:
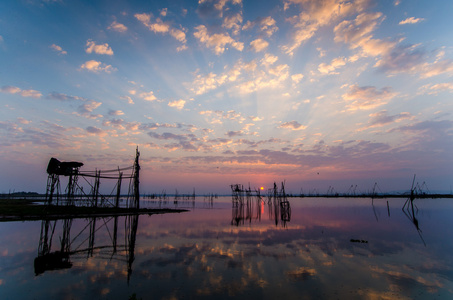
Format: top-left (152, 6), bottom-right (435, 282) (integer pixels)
top-left (85, 40), bottom-right (114, 55)
top-left (1, 85), bottom-right (42, 98)
top-left (193, 25), bottom-right (244, 55)
top-left (342, 84), bottom-right (397, 111)
top-left (399, 17), bottom-right (425, 25)
top-left (80, 60), bottom-right (116, 73)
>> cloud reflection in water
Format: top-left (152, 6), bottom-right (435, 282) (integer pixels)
top-left (1, 197), bottom-right (453, 299)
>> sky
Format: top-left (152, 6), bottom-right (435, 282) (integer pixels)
top-left (1, 0), bottom-right (452, 195)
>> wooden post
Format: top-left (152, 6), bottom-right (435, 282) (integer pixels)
top-left (133, 147), bottom-right (140, 209)
top-left (93, 170), bottom-right (100, 207)
top-left (67, 173), bottom-right (73, 205)
top-left (46, 174), bottom-right (60, 205)
top-left (66, 172), bottom-right (78, 206)
top-left (116, 170), bottom-right (122, 208)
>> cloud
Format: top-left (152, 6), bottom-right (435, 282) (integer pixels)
top-left (197, 0), bottom-right (243, 19)
top-left (259, 16), bottom-right (278, 37)
top-left (419, 82), bottom-right (453, 95)
top-left (418, 59), bottom-right (453, 78)
top-left (374, 44), bottom-right (424, 72)
top-left (50, 44), bottom-right (67, 55)
top-left (200, 110), bottom-right (246, 124)
top-left (242, 16), bottom-right (278, 37)
top-left (191, 71), bottom-right (228, 95)
top-left (281, 22), bottom-right (318, 56)
top-left (20, 89), bottom-right (42, 98)
top-left (334, 11), bottom-right (451, 78)
top-left (223, 12), bottom-right (243, 35)
top-left (17, 117), bottom-right (31, 124)
top-left (86, 126), bottom-right (107, 136)
top-left (85, 40), bottom-right (113, 55)
top-left (47, 92), bottom-right (105, 118)
top-left (334, 12), bottom-right (383, 44)
top-left (1, 85), bottom-right (42, 98)
top-left (400, 120), bottom-right (453, 133)
top-left (147, 131), bottom-right (200, 151)
top-left (291, 73), bottom-right (304, 83)
top-left (261, 53), bottom-right (278, 66)
top-left (168, 99), bottom-right (186, 110)
top-left (399, 17), bottom-right (424, 25)
top-left (108, 21), bottom-right (127, 32)
top-left (190, 58), bottom-right (290, 95)
top-left (236, 63), bottom-right (289, 94)
top-left (250, 38), bottom-right (269, 52)
top-left (333, 12), bottom-right (395, 58)
top-left (1, 86), bottom-right (21, 94)
top-left (140, 91), bottom-right (157, 101)
top-left (135, 13), bottom-right (168, 32)
top-left (318, 57), bottom-right (346, 74)
top-left (77, 100), bottom-right (102, 119)
top-left (342, 84), bottom-right (397, 111)
top-left (373, 44), bottom-right (453, 78)
top-left (225, 130), bottom-right (243, 137)
top-left (392, 119), bottom-right (453, 145)
top-left (80, 60), bottom-right (116, 73)
top-left (41, 120), bottom-right (66, 132)
top-left (282, 0), bottom-right (368, 56)
top-left (78, 100), bottom-right (102, 113)
top-left (140, 122), bottom-right (183, 130)
top-left (193, 25), bottom-right (244, 55)
top-left (0, 121), bottom-right (23, 133)
top-left (47, 92), bottom-right (85, 101)
top-left (141, 131), bottom-right (449, 176)
top-left (279, 121), bottom-right (307, 130)
top-left (135, 13), bottom-right (187, 51)
top-left (250, 116), bottom-right (263, 122)
top-left (102, 118), bottom-right (140, 131)
top-left (148, 131), bottom-right (192, 141)
top-left (1, 122), bottom-right (75, 149)
top-left (120, 96), bottom-right (135, 104)
top-left (360, 110), bottom-right (412, 130)
top-left (108, 109), bottom-right (124, 116)
top-left (102, 118), bottom-right (124, 129)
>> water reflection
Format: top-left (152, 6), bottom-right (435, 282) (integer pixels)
top-left (34, 214), bottom-right (139, 281)
top-left (402, 196), bottom-right (426, 246)
top-left (231, 183), bottom-right (291, 227)
top-left (1, 197), bottom-right (453, 299)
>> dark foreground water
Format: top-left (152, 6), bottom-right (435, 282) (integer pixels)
top-left (1, 197), bottom-right (453, 299)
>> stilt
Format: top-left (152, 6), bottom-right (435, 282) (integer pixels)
top-left (115, 170), bottom-right (123, 208)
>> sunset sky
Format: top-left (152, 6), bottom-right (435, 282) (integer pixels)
top-left (1, 0), bottom-right (452, 194)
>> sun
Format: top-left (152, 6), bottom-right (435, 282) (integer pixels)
top-left (260, 186), bottom-right (264, 190)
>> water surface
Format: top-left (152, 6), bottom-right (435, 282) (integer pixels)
top-left (1, 197), bottom-right (452, 299)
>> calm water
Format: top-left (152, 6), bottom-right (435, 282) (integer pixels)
top-left (1, 197), bottom-right (453, 299)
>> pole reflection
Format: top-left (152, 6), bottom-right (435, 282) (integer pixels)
top-left (231, 182), bottom-right (291, 227)
top-left (34, 214), bottom-right (139, 282)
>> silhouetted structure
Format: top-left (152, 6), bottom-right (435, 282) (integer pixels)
top-left (45, 147), bottom-right (140, 209)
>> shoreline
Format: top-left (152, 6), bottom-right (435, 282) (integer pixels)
top-left (0, 198), bottom-right (187, 222)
